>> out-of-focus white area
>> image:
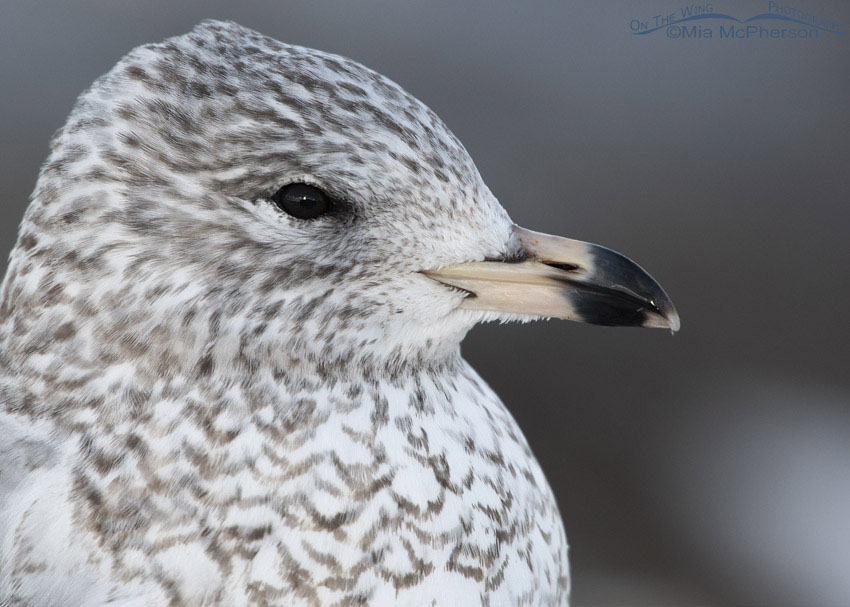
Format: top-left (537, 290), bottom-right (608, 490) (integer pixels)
top-left (643, 379), bottom-right (850, 607)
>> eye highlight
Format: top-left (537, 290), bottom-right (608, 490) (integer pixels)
top-left (271, 183), bottom-right (331, 220)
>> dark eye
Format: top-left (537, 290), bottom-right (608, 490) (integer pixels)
top-left (271, 183), bottom-right (331, 220)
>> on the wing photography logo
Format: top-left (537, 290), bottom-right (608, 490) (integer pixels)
top-left (629, 1), bottom-right (844, 39)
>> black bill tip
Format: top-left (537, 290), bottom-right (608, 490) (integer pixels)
top-left (557, 244), bottom-right (680, 331)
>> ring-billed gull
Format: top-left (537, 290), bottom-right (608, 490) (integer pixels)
top-left (0, 20), bottom-right (678, 607)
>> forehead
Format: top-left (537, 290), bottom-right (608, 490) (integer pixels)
top-left (101, 20), bottom-right (482, 196)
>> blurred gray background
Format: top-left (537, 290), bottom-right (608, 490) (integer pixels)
top-left (2, 1), bottom-right (848, 605)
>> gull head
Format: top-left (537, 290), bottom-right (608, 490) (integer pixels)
top-left (1, 20), bottom-right (678, 380)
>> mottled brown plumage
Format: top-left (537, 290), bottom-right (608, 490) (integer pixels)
top-left (0, 20), bottom-right (570, 606)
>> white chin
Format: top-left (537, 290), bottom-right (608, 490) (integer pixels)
top-left (461, 309), bottom-right (545, 325)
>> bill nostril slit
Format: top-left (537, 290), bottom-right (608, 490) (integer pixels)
top-left (543, 262), bottom-right (581, 273)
